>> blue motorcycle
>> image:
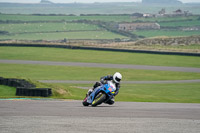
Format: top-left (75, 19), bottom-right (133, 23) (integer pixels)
top-left (82, 81), bottom-right (116, 107)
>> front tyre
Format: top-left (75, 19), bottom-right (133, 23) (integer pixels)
top-left (82, 97), bottom-right (89, 106)
top-left (91, 92), bottom-right (106, 107)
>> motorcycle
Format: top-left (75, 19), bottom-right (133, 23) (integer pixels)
top-left (82, 81), bottom-right (116, 107)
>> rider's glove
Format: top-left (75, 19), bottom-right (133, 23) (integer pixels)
top-left (100, 79), bottom-right (107, 84)
top-left (114, 91), bottom-right (118, 96)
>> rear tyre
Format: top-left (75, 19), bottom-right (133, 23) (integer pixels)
top-left (91, 93), bottom-right (106, 107)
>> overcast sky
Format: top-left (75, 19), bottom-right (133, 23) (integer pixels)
top-left (0, 0), bottom-right (199, 3)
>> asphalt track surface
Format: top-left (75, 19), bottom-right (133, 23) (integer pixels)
top-left (1, 59), bottom-right (200, 73)
top-left (39, 79), bottom-right (200, 84)
top-left (0, 100), bottom-right (200, 133)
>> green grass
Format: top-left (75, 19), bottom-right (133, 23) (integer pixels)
top-left (1, 82), bottom-right (200, 103)
top-left (0, 63), bottom-right (200, 81)
top-left (0, 14), bottom-right (198, 23)
top-left (159, 20), bottom-right (200, 27)
top-left (0, 47), bottom-right (200, 68)
top-left (134, 30), bottom-right (200, 37)
top-left (0, 85), bottom-right (16, 98)
top-left (45, 83), bottom-right (200, 103)
top-left (135, 16), bottom-right (199, 22)
top-left (0, 22), bottom-right (102, 34)
top-left (0, 14), bottom-right (199, 40)
top-left (116, 83), bottom-right (200, 103)
top-left (0, 14), bottom-right (132, 22)
top-left (0, 31), bottom-right (127, 40)
top-left (1, 81), bottom-right (200, 103)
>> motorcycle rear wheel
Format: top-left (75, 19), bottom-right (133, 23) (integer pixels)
top-left (91, 92), bottom-right (106, 107)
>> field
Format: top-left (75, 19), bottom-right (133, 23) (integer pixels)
top-left (0, 47), bottom-right (200, 103)
top-left (134, 30), bottom-right (200, 37)
top-left (0, 14), bottom-right (132, 22)
top-left (0, 23), bottom-right (102, 33)
top-left (0, 14), bottom-right (200, 41)
top-left (0, 31), bottom-right (127, 40)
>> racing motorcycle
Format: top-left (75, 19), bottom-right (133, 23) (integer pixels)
top-left (82, 81), bottom-right (116, 107)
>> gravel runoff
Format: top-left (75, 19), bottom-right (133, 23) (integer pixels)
top-left (0, 100), bottom-right (200, 133)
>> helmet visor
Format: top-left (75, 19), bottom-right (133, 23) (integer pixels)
top-left (115, 77), bottom-right (121, 82)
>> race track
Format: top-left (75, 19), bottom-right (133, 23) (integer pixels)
top-left (0, 100), bottom-right (200, 133)
top-left (1, 59), bottom-right (200, 73)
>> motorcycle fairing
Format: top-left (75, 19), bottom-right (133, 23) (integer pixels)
top-left (86, 82), bottom-right (116, 104)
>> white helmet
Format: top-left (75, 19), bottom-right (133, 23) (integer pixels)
top-left (113, 72), bottom-right (122, 83)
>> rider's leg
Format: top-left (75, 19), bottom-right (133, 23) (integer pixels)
top-left (87, 89), bottom-right (93, 96)
top-left (93, 82), bottom-right (101, 89)
top-left (87, 82), bottom-right (101, 96)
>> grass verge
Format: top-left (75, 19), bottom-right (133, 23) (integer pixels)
top-left (55, 83), bottom-right (200, 103)
top-left (1, 82), bottom-right (200, 103)
top-left (1, 63), bottom-right (200, 81)
top-left (0, 85), bottom-right (16, 98)
top-left (0, 47), bottom-right (200, 68)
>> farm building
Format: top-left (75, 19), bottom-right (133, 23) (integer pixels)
top-left (118, 23), bottom-right (160, 31)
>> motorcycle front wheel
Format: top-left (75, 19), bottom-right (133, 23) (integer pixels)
top-left (91, 92), bottom-right (106, 107)
top-left (82, 96), bottom-right (89, 106)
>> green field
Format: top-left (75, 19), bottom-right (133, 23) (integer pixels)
top-left (0, 47), bottom-right (200, 67)
top-left (0, 31), bottom-right (127, 40)
top-left (0, 14), bottom-right (200, 41)
top-left (0, 23), bottom-right (102, 33)
top-left (134, 30), bottom-right (200, 37)
top-left (0, 14), bottom-right (198, 23)
top-left (134, 16), bottom-right (199, 22)
top-left (0, 14), bottom-right (132, 22)
top-left (159, 20), bottom-right (200, 27)
top-left (0, 21), bottom-right (128, 40)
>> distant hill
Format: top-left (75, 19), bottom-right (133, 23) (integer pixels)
top-left (40, 0), bottom-right (53, 4)
top-left (142, 0), bottom-right (182, 4)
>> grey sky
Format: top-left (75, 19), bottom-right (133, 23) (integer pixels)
top-left (0, 0), bottom-right (199, 3)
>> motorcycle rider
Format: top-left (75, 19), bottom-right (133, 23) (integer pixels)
top-left (87, 72), bottom-right (122, 105)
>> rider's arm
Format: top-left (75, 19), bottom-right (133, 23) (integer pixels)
top-left (114, 89), bottom-right (119, 96)
top-left (114, 83), bottom-right (120, 96)
top-left (100, 75), bottom-right (113, 84)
